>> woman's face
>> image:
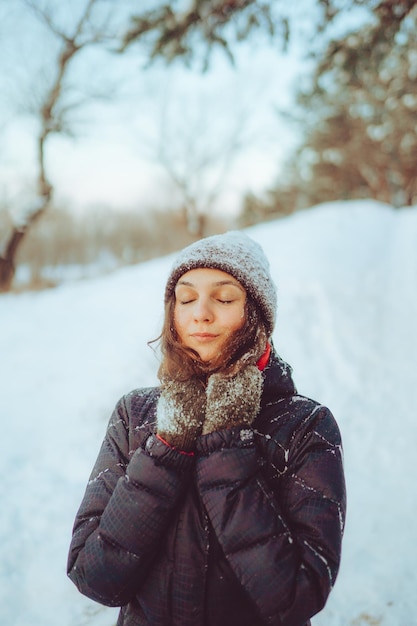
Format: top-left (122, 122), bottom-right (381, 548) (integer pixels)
top-left (174, 268), bottom-right (246, 362)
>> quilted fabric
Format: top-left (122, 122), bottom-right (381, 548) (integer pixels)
top-left (67, 350), bottom-right (346, 626)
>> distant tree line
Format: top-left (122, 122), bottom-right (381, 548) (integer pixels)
top-left (1, 205), bottom-right (227, 291)
top-left (241, 0), bottom-right (417, 224)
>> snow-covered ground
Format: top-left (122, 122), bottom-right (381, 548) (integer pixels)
top-left (1, 199), bottom-right (416, 626)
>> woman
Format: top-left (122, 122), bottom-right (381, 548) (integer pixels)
top-left (67, 231), bottom-right (346, 626)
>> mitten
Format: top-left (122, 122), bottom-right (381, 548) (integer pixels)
top-left (156, 379), bottom-right (206, 451)
top-left (202, 365), bottom-right (263, 435)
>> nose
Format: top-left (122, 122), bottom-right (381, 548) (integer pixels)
top-left (193, 297), bottom-right (213, 322)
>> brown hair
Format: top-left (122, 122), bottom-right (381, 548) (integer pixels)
top-left (152, 294), bottom-right (268, 383)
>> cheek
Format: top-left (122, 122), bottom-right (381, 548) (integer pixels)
top-left (226, 306), bottom-right (246, 332)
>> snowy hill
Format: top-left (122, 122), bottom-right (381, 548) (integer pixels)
top-left (1, 199), bottom-right (416, 626)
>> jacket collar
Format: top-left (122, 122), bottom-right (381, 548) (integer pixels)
top-left (261, 345), bottom-right (297, 407)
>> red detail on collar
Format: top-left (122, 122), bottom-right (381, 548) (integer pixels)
top-left (155, 433), bottom-right (195, 456)
top-left (257, 342), bottom-right (271, 371)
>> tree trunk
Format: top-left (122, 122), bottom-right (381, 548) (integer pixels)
top-left (0, 2), bottom-right (103, 293)
top-left (0, 195), bottom-right (50, 292)
top-left (0, 228), bottom-right (26, 292)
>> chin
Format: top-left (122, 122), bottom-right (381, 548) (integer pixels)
top-left (190, 347), bottom-right (212, 362)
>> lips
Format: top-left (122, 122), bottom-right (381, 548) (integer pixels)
top-left (190, 332), bottom-right (218, 342)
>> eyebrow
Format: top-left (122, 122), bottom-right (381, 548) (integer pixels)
top-left (176, 279), bottom-right (243, 289)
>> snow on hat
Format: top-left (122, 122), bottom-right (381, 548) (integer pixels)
top-left (165, 230), bottom-right (277, 336)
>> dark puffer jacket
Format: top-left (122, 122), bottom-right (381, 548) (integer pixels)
top-left (67, 351), bottom-right (346, 626)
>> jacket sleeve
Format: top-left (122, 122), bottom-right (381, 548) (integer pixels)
top-left (195, 404), bottom-right (346, 626)
top-left (67, 395), bottom-right (194, 607)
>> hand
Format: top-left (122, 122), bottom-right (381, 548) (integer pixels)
top-left (202, 365), bottom-right (263, 435)
top-left (156, 379), bottom-right (206, 451)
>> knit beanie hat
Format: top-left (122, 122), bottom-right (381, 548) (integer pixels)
top-left (165, 230), bottom-right (277, 336)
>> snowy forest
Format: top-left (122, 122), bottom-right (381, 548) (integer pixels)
top-left (1, 0), bottom-right (416, 291)
top-left (1, 1), bottom-right (417, 625)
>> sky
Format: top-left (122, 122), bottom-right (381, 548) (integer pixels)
top-left (1, 198), bottom-right (416, 626)
top-left (0, 0), bottom-right (322, 219)
top-left (0, 1), bottom-right (376, 222)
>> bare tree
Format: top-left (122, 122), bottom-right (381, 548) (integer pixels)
top-left (0, 0), bottom-right (117, 292)
top-left (154, 88), bottom-right (254, 238)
